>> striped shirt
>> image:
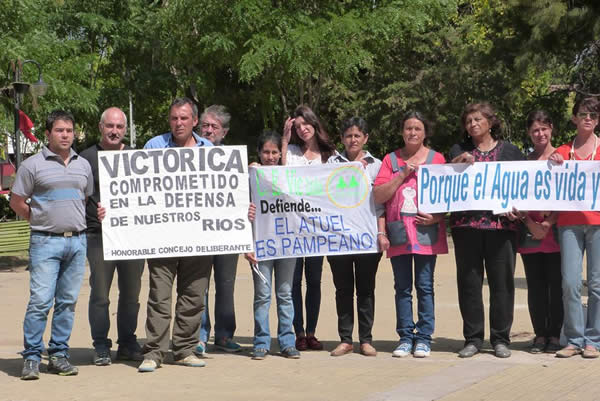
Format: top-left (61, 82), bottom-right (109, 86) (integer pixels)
top-left (12, 146), bottom-right (93, 232)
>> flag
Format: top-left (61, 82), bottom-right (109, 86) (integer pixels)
top-left (18, 110), bottom-right (38, 143)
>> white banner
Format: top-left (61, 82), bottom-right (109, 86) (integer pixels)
top-left (99, 146), bottom-right (253, 260)
top-left (250, 163), bottom-right (378, 261)
top-left (418, 160), bottom-right (600, 213)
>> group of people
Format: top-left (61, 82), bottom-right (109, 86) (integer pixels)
top-left (10, 95), bottom-right (600, 381)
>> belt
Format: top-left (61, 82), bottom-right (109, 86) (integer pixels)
top-left (31, 230), bottom-right (85, 237)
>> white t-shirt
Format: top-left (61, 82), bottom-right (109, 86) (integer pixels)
top-left (285, 144), bottom-right (323, 166)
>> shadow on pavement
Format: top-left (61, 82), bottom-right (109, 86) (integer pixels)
top-left (0, 357), bottom-right (23, 378)
top-left (0, 255), bottom-right (28, 272)
top-left (0, 347), bottom-right (144, 378)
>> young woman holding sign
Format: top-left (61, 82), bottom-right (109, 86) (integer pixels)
top-left (326, 117), bottom-right (386, 357)
top-left (518, 111), bottom-right (562, 354)
top-left (449, 102), bottom-right (525, 359)
top-left (373, 111), bottom-right (447, 358)
top-left (549, 96), bottom-right (600, 358)
top-left (281, 105), bottom-right (336, 351)
top-left (245, 131), bottom-right (300, 360)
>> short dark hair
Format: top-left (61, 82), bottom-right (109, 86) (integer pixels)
top-left (461, 102), bottom-right (502, 139)
top-left (45, 110), bottom-right (75, 132)
top-left (170, 97), bottom-right (198, 117)
top-left (341, 117), bottom-right (368, 136)
top-left (257, 130), bottom-right (282, 153)
top-left (572, 96), bottom-right (600, 116)
top-left (401, 110), bottom-right (432, 145)
top-left (526, 110), bottom-right (553, 131)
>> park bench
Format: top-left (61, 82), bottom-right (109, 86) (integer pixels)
top-left (0, 219), bottom-right (30, 255)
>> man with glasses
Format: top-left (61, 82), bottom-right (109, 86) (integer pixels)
top-left (196, 105), bottom-right (242, 355)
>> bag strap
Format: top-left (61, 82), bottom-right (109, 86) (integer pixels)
top-left (390, 149), bottom-right (435, 173)
top-left (389, 151), bottom-right (404, 173)
top-left (425, 149), bottom-right (435, 164)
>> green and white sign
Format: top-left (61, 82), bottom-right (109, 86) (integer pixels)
top-left (250, 163), bottom-right (378, 261)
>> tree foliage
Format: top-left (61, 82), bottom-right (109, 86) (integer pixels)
top-left (0, 0), bottom-right (599, 161)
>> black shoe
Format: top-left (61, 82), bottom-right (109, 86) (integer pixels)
top-left (458, 344), bottom-right (479, 358)
top-left (494, 343), bottom-right (511, 358)
top-left (21, 359), bottom-right (40, 380)
top-left (93, 349), bottom-right (112, 366)
top-left (116, 344), bottom-right (144, 361)
top-left (529, 337), bottom-right (546, 354)
top-left (281, 347), bottom-right (301, 359)
top-left (545, 339), bottom-right (562, 353)
top-left (47, 355), bottom-right (79, 376)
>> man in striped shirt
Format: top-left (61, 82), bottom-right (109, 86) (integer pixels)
top-left (10, 110), bottom-right (93, 380)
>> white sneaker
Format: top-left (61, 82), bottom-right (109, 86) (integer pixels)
top-left (392, 342), bottom-right (413, 358)
top-left (138, 359), bottom-right (159, 372)
top-left (413, 343), bottom-right (431, 358)
top-left (174, 354), bottom-right (206, 367)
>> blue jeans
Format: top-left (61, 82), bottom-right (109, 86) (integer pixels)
top-left (292, 256), bottom-right (324, 335)
top-left (199, 254), bottom-right (238, 343)
top-left (558, 225), bottom-right (600, 349)
top-left (22, 233), bottom-right (87, 361)
top-left (87, 232), bottom-right (144, 351)
top-left (391, 254), bottom-right (436, 346)
top-left (253, 258), bottom-right (296, 351)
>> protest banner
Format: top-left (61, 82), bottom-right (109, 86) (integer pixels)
top-left (418, 160), bottom-right (600, 213)
top-left (250, 162), bottom-right (378, 261)
top-left (98, 146), bottom-right (253, 260)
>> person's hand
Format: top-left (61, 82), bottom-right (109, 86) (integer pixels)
top-left (451, 152), bottom-right (475, 164)
top-left (527, 221), bottom-right (549, 240)
top-left (398, 162), bottom-right (417, 181)
top-left (377, 233), bottom-right (390, 252)
top-left (244, 252), bottom-right (258, 265)
top-left (283, 117), bottom-right (294, 144)
top-left (548, 152), bottom-right (564, 165)
top-left (415, 210), bottom-right (437, 225)
top-left (360, 159), bottom-right (368, 169)
top-left (505, 206), bottom-right (526, 222)
top-left (248, 202), bottom-right (256, 222)
top-left (249, 161), bottom-right (261, 168)
top-left (97, 202), bottom-right (106, 222)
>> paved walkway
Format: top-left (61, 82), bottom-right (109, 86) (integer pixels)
top-left (1, 251), bottom-right (599, 401)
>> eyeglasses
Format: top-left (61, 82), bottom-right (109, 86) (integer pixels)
top-left (576, 112), bottom-right (599, 120)
top-left (201, 123), bottom-right (222, 130)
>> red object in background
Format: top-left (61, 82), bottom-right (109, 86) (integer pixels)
top-left (18, 110), bottom-right (38, 143)
top-left (0, 162), bottom-right (15, 192)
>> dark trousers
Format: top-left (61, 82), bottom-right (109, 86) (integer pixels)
top-left (327, 253), bottom-right (382, 344)
top-left (292, 256), bottom-right (324, 335)
top-left (452, 227), bottom-right (517, 348)
top-left (200, 253), bottom-right (239, 342)
top-left (143, 255), bottom-right (212, 362)
top-left (87, 233), bottom-right (144, 350)
top-left (521, 252), bottom-right (563, 338)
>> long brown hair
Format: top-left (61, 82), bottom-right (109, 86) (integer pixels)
top-left (290, 105), bottom-right (335, 162)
